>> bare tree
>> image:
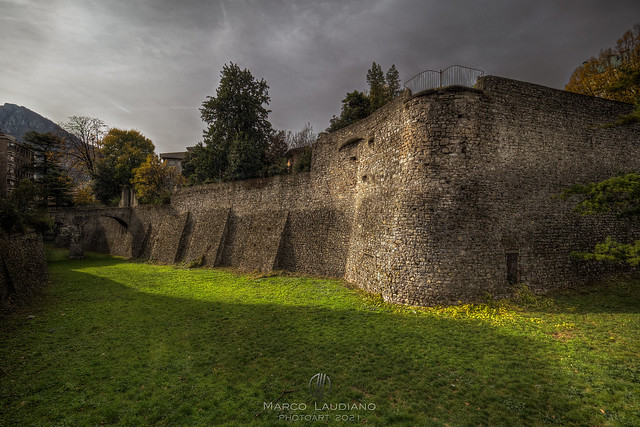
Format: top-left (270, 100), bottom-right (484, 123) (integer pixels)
top-left (287, 122), bottom-right (316, 149)
top-left (59, 116), bottom-right (107, 180)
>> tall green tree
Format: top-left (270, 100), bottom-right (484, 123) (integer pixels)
top-left (183, 62), bottom-right (272, 183)
top-left (93, 128), bottom-right (154, 204)
top-left (327, 90), bottom-right (371, 132)
top-left (327, 63), bottom-right (402, 132)
top-left (386, 64), bottom-right (402, 99)
top-left (367, 62), bottom-right (387, 114)
top-left (22, 131), bottom-right (73, 207)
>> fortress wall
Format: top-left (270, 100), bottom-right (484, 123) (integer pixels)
top-left (386, 87), bottom-right (499, 305)
top-left (324, 97), bottom-right (409, 295)
top-left (169, 172), bottom-right (353, 276)
top-left (82, 217), bottom-right (134, 258)
top-left (57, 76), bottom-right (640, 306)
top-left (471, 76), bottom-right (640, 293)
top-left (1, 233), bottom-right (48, 311)
top-left (333, 78), bottom-right (640, 306)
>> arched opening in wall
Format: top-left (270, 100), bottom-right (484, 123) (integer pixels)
top-left (506, 251), bottom-right (519, 284)
top-left (339, 137), bottom-right (362, 152)
top-left (82, 216), bottom-right (133, 258)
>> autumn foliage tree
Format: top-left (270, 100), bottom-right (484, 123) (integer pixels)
top-left (132, 154), bottom-right (185, 204)
top-left (565, 24), bottom-right (640, 104)
top-left (93, 129), bottom-right (154, 204)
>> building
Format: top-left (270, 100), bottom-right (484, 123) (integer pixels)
top-left (0, 130), bottom-right (34, 197)
top-left (159, 151), bottom-right (187, 174)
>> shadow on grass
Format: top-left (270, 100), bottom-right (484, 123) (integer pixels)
top-left (1, 254), bottom-right (636, 426)
top-left (523, 276), bottom-right (640, 315)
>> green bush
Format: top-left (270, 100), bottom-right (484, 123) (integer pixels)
top-left (25, 212), bottom-right (54, 234)
top-left (0, 198), bottom-right (25, 234)
top-left (293, 148), bottom-right (312, 173)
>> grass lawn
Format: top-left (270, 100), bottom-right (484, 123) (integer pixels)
top-left (1, 247), bottom-right (640, 426)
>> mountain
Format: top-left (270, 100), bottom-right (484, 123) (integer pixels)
top-left (0, 103), bottom-right (76, 143)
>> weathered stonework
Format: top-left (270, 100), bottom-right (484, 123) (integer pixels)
top-left (0, 233), bottom-right (48, 311)
top-left (53, 76), bottom-right (640, 306)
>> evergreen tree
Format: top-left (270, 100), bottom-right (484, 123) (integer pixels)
top-left (386, 64), bottom-right (402, 99)
top-left (22, 131), bottom-right (73, 207)
top-left (366, 62), bottom-right (387, 114)
top-left (184, 62), bottom-right (272, 183)
top-left (326, 63), bottom-right (402, 132)
top-left (327, 91), bottom-right (371, 132)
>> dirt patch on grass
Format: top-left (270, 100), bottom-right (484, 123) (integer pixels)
top-left (551, 330), bottom-right (575, 342)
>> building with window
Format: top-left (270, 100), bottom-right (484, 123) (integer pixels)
top-left (0, 130), bottom-right (34, 197)
top-left (159, 151), bottom-right (187, 174)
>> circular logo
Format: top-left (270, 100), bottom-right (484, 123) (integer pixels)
top-left (309, 373), bottom-right (331, 401)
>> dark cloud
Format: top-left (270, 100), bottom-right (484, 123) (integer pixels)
top-left (1, 0), bottom-right (638, 152)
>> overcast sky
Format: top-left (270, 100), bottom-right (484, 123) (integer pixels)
top-left (1, 0), bottom-right (638, 153)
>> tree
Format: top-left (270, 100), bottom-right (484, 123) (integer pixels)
top-left (326, 63), bottom-right (402, 132)
top-left (386, 64), bottom-right (402, 99)
top-left (183, 62), bottom-right (272, 183)
top-left (262, 130), bottom-right (289, 176)
top-left (288, 122), bottom-right (317, 149)
top-left (560, 172), bottom-right (640, 265)
top-left (93, 128), bottom-right (154, 204)
top-left (327, 90), bottom-right (371, 132)
top-left (22, 131), bottom-right (73, 207)
top-left (132, 154), bottom-right (185, 204)
top-left (565, 24), bottom-right (640, 104)
top-left (266, 130), bottom-right (289, 163)
top-left (58, 116), bottom-right (107, 180)
top-left (181, 143), bottom-right (214, 185)
top-left (367, 62), bottom-right (388, 114)
top-left (559, 26), bottom-right (640, 265)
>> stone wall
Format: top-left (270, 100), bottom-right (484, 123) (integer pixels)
top-left (0, 233), bottom-right (48, 311)
top-left (55, 76), bottom-right (640, 306)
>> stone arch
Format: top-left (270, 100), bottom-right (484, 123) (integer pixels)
top-left (80, 215), bottom-right (134, 258)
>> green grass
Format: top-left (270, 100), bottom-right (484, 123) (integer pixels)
top-left (1, 247), bottom-right (640, 426)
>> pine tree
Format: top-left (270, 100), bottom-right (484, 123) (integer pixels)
top-left (386, 64), bottom-right (402, 99)
top-left (366, 62), bottom-right (387, 113)
top-left (22, 131), bottom-right (73, 207)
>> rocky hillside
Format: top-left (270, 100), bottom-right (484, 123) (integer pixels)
top-left (0, 103), bottom-right (76, 142)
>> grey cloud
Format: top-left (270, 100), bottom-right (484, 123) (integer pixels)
top-left (0, 0), bottom-right (638, 152)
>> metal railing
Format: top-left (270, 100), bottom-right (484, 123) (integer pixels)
top-left (404, 65), bottom-right (484, 94)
